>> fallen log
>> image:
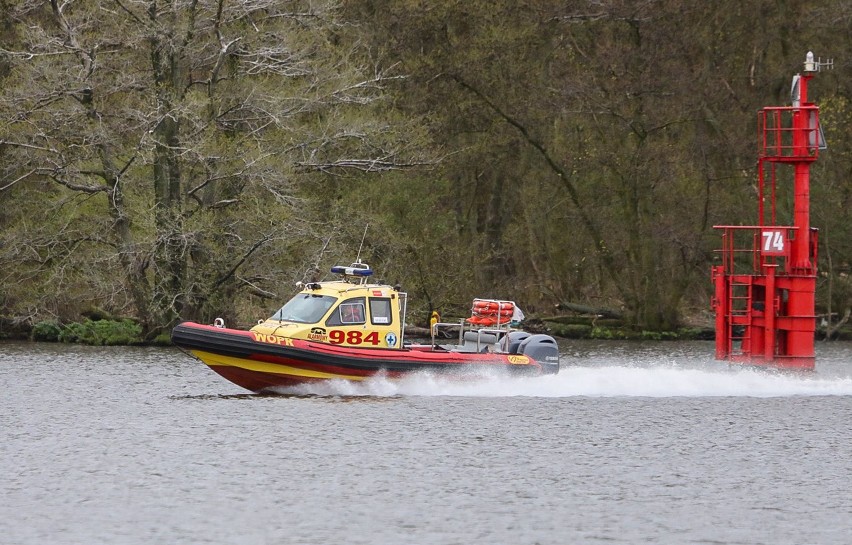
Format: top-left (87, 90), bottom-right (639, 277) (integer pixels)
top-left (554, 302), bottom-right (623, 320)
top-left (405, 323), bottom-right (460, 339)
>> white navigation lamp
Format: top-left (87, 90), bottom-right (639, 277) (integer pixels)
top-left (804, 51), bottom-right (816, 72)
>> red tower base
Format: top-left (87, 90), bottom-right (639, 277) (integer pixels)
top-left (712, 226), bottom-right (817, 371)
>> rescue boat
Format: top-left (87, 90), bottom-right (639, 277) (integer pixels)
top-left (171, 262), bottom-right (560, 392)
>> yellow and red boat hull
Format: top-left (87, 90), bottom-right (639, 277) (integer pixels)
top-left (172, 322), bottom-right (542, 392)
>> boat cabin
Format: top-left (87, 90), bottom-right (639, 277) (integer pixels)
top-left (251, 263), bottom-right (408, 349)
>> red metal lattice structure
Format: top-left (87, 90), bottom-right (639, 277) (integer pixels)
top-left (712, 52), bottom-right (832, 370)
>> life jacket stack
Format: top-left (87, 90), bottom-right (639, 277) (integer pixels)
top-left (466, 299), bottom-right (515, 326)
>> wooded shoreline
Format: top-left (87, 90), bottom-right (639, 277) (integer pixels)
top-left (2, 2), bottom-right (851, 340)
top-left (4, 310), bottom-right (851, 345)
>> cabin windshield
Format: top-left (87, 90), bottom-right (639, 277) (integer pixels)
top-left (270, 293), bottom-right (337, 324)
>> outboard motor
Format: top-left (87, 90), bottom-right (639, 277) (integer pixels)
top-left (518, 334), bottom-right (560, 374)
top-left (501, 331), bottom-right (531, 354)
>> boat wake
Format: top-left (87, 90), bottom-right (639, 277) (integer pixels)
top-left (275, 363), bottom-right (852, 398)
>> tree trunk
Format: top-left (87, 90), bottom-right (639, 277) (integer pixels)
top-left (149, 8), bottom-right (187, 333)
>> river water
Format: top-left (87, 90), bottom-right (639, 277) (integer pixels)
top-left (1, 340), bottom-right (850, 545)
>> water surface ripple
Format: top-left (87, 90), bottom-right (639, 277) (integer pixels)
top-left (1, 340), bottom-right (850, 544)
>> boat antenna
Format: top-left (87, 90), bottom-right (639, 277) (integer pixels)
top-left (355, 224), bottom-right (369, 264)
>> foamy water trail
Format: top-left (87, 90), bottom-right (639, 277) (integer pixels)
top-left (285, 364), bottom-right (852, 398)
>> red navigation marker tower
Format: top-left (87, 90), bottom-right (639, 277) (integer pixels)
top-left (712, 52), bottom-right (832, 370)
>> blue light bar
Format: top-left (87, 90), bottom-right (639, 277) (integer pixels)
top-left (331, 265), bottom-right (373, 277)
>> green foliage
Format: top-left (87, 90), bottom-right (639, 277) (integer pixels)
top-left (56, 319), bottom-right (143, 346)
top-left (31, 321), bottom-right (62, 342)
top-left (151, 332), bottom-right (174, 346)
top-left (639, 331), bottom-right (679, 341)
top-left (589, 326), bottom-right (630, 340)
top-left (543, 322), bottom-right (593, 339)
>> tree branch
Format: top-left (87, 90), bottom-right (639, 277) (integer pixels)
top-left (294, 157), bottom-right (433, 173)
top-left (212, 234), bottom-right (274, 290)
top-left (49, 173), bottom-right (109, 194)
top-left (0, 169), bottom-right (37, 192)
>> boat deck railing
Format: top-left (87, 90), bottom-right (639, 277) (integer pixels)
top-left (431, 320), bottom-right (515, 352)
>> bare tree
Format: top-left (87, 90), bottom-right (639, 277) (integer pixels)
top-left (0, 0), bottom-right (421, 335)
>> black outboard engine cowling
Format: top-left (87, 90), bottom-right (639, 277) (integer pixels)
top-left (501, 331), bottom-right (531, 354)
top-left (517, 334), bottom-right (560, 374)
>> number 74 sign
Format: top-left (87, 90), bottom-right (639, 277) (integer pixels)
top-left (761, 229), bottom-right (787, 256)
